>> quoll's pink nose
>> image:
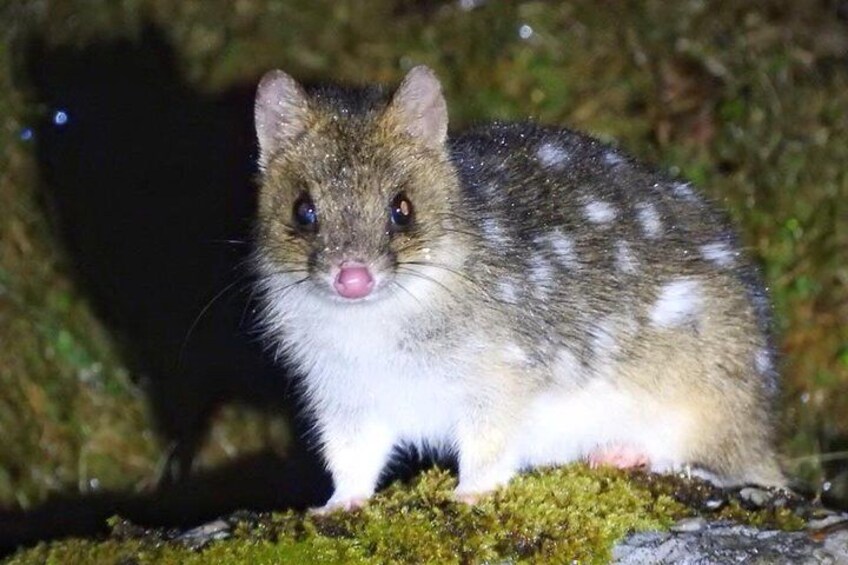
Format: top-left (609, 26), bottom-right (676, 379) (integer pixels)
top-left (334, 263), bottom-right (374, 299)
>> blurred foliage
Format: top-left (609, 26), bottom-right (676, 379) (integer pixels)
top-left (0, 17), bottom-right (158, 508)
top-left (0, 0), bottom-right (845, 514)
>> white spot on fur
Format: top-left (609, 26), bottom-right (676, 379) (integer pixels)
top-left (650, 279), bottom-right (703, 328)
top-left (504, 342), bottom-right (531, 365)
top-left (701, 242), bottom-right (737, 267)
top-left (528, 253), bottom-right (555, 299)
top-left (615, 241), bottom-right (637, 274)
top-left (755, 348), bottom-right (772, 375)
top-left (497, 278), bottom-right (520, 304)
top-left (482, 182), bottom-right (499, 196)
top-left (590, 318), bottom-right (619, 361)
top-left (536, 142), bottom-right (570, 168)
top-left (589, 315), bottom-right (637, 380)
top-left (636, 202), bottom-right (662, 238)
top-left (551, 347), bottom-right (582, 382)
top-left (537, 230), bottom-right (577, 269)
top-left (584, 201), bottom-right (617, 224)
top-left (481, 219), bottom-right (510, 249)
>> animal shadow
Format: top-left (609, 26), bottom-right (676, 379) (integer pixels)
top-left (6, 25), bottom-right (332, 551)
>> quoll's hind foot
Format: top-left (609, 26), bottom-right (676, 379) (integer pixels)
top-left (587, 444), bottom-right (650, 470)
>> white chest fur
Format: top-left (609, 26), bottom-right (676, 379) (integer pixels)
top-left (279, 292), bottom-right (468, 449)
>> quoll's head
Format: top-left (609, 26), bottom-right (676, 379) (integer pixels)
top-left (254, 66), bottom-right (465, 303)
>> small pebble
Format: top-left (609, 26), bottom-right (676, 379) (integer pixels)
top-left (738, 486), bottom-right (770, 507)
top-left (807, 514), bottom-right (848, 531)
top-left (704, 497), bottom-right (726, 511)
top-left (810, 507), bottom-right (839, 520)
top-left (177, 519), bottom-right (231, 550)
top-left (670, 517), bottom-right (706, 533)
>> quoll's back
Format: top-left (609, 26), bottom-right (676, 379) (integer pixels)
top-left (453, 121), bottom-right (776, 389)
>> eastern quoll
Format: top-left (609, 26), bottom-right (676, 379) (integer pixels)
top-left (252, 65), bottom-right (784, 510)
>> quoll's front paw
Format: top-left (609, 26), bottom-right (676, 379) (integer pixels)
top-left (453, 473), bottom-right (510, 505)
top-left (453, 488), bottom-right (485, 506)
top-left (310, 494), bottom-right (369, 515)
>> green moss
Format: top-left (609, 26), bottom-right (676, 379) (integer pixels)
top-left (630, 471), bottom-right (807, 532)
top-left (11, 466), bottom-right (690, 563)
top-left (11, 465), bottom-right (818, 563)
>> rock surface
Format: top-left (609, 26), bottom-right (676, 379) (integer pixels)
top-left (613, 520), bottom-right (848, 564)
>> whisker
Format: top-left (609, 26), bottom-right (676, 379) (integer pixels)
top-left (399, 260), bottom-right (496, 302)
top-left (210, 239), bottom-right (249, 246)
top-left (262, 275), bottom-right (313, 364)
top-left (232, 254), bottom-right (263, 273)
top-left (391, 279), bottom-right (423, 308)
top-left (395, 265), bottom-right (460, 300)
top-left (441, 227), bottom-right (482, 239)
top-left (259, 273), bottom-right (311, 302)
top-left (254, 274), bottom-right (311, 332)
top-left (262, 268), bottom-right (310, 278)
top-left (179, 275), bottom-right (254, 366)
top-left (432, 212), bottom-right (485, 239)
top-left (240, 285), bottom-right (262, 329)
top-left (402, 260), bottom-right (474, 286)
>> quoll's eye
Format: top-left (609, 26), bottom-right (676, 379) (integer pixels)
top-left (389, 192), bottom-right (414, 230)
top-left (293, 193), bottom-right (317, 231)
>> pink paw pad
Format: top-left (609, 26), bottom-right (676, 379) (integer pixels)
top-left (587, 445), bottom-right (650, 470)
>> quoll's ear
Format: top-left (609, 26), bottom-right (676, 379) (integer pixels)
top-left (384, 65), bottom-right (448, 150)
top-left (255, 69), bottom-right (311, 170)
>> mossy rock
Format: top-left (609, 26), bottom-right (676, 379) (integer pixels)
top-left (8, 465), bottom-right (814, 564)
